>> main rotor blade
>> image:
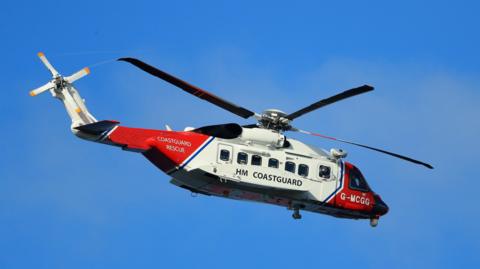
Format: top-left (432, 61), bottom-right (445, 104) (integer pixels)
top-left (286, 85), bottom-right (374, 120)
top-left (118, 57), bottom-right (256, 119)
top-left (296, 129), bottom-right (433, 169)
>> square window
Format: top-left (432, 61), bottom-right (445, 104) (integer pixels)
top-left (285, 161), bottom-right (295, 173)
top-left (237, 152), bottom-right (248, 164)
top-left (319, 165), bottom-right (331, 179)
top-left (220, 149), bottom-right (230, 161)
top-left (298, 164), bottom-right (309, 177)
top-left (251, 155), bottom-right (262, 166)
top-left (268, 158), bottom-right (279, 168)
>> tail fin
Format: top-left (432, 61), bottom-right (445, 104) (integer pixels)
top-left (30, 52), bottom-right (99, 138)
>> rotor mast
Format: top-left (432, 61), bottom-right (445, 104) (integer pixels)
top-left (257, 109), bottom-right (291, 132)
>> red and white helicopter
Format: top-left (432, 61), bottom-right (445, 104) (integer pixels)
top-left (30, 53), bottom-right (433, 227)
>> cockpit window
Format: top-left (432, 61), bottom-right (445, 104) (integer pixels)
top-left (348, 167), bottom-right (370, 192)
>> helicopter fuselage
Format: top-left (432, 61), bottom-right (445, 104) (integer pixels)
top-left (106, 125), bottom-right (389, 221)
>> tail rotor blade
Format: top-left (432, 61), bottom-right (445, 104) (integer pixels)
top-left (295, 128), bottom-right (433, 169)
top-left (29, 82), bottom-right (55, 96)
top-left (65, 67), bottom-right (90, 83)
top-left (37, 52), bottom-right (59, 77)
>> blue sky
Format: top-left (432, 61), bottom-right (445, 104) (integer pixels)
top-left (1, 0), bottom-right (479, 268)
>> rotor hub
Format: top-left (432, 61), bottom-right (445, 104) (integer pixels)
top-left (258, 109), bottom-right (291, 131)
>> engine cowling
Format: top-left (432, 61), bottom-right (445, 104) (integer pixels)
top-left (240, 128), bottom-right (285, 148)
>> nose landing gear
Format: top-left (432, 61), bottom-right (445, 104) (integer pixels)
top-left (370, 217), bottom-right (379, 227)
top-left (292, 207), bottom-right (302, 220)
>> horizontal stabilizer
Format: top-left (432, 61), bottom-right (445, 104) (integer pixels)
top-left (74, 120), bottom-right (120, 135)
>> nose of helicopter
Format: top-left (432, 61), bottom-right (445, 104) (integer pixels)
top-left (372, 194), bottom-right (389, 216)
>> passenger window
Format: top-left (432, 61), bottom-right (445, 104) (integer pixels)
top-left (268, 158), bottom-right (279, 168)
top-left (219, 149), bottom-right (230, 161)
top-left (298, 164), bottom-right (309, 177)
top-left (237, 152), bottom-right (248, 164)
top-left (285, 161), bottom-right (295, 173)
top-left (319, 165), bottom-right (331, 179)
top-left (349, 167), bottom-right (370, 192)
top-left (251, 155), bottom-right (262, 166)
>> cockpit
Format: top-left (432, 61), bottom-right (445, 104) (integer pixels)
top-left (348, 166), bottom-right (371, 192)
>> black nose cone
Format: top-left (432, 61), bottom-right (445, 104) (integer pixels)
top-left (373, 195), bottom-right (389, 216)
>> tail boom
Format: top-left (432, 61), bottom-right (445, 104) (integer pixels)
top-left (29, 52), bottom-right (215, 175)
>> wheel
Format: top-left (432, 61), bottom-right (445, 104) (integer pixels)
top-left (370, 218), bottom-right (379, 227)
top-left (292, 212), bottom-right (302, 220)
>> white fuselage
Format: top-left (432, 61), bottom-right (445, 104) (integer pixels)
top-left (169, 128), bottom-right (346, 215)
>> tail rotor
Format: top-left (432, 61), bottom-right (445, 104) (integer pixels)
top-left (29, 52), bottom-right (91, 97)
top-left (29, 52), bottom-right (97, 129)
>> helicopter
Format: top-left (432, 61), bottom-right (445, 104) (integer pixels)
top-left (29, 53), bottom-right (433, 227)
